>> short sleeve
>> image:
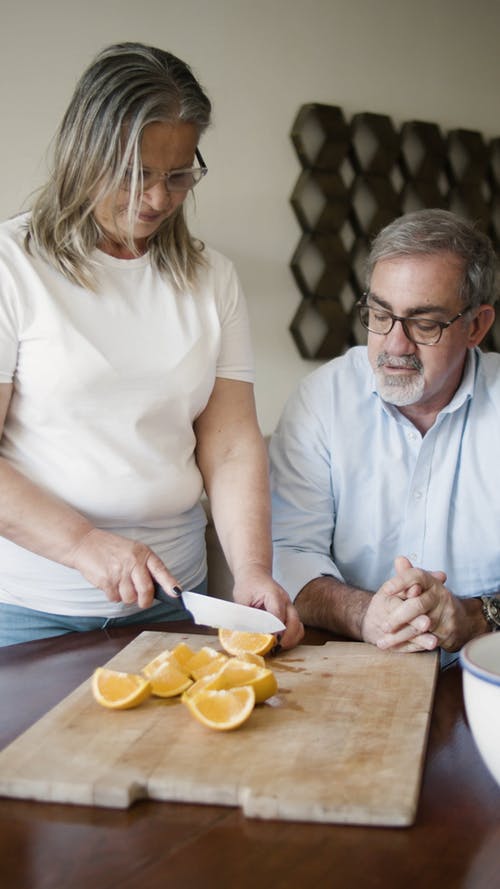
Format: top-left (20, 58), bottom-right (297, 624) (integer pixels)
top-left (212, 253), bottom-right (255, 383)
top-left (0, 259), bottom-right (21, 383)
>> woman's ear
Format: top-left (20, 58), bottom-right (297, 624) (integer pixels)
top-left (468, 304), bottom-right (496, 348)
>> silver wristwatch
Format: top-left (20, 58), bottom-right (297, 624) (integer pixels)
top-left (480, 595), bottom-right (500, 632)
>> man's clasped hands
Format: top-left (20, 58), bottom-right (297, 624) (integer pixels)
top-left (363, 556), bottom-right (474, 653)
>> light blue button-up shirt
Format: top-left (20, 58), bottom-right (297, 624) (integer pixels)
top-left (270, 346), bottom-right (500, 609)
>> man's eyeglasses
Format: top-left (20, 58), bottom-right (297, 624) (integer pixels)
top-left (357, 295), bottom-right (473, 346)
top-left (120, 148), bottom-right (208, 193)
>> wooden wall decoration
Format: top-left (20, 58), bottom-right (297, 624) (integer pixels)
top-left (289, 104), bottom-right (500, 360)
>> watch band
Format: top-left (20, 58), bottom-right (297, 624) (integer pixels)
top-left (480, 595), bottom-right (500, 632)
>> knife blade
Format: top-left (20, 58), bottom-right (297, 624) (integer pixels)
top-left (154, 584), bottom-right (285, 634)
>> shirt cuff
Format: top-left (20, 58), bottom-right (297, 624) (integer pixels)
top-left (272, 547), bottom-right (344, 602)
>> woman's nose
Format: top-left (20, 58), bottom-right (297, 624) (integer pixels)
top-left (144, 179), bottom-right (171, 209)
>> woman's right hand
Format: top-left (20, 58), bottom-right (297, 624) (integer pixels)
top-left (67, 528), bottom-right (180, 608)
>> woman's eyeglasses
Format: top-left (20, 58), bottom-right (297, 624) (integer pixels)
top-left (120, 148), bottom-right (208, 193)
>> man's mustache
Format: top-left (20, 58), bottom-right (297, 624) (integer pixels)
top-left (376, 352), bottom-right (423, 372)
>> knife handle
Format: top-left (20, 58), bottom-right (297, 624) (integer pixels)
top-left (153, 581), bottom-right (187, 612)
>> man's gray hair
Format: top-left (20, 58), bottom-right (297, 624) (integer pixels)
top-left (365, 209), bottom-right (498, 307)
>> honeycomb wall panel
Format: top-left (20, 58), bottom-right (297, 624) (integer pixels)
top-left (289, 104), bottom-right (500, 359)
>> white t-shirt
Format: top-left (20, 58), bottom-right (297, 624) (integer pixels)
top-left (0, 214), bottom-right (254, 615)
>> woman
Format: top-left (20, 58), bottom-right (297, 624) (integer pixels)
top-left (0, 42), bottom-right (303, 648)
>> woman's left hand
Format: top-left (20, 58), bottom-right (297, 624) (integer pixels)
top-left (194, 378), bottom-right (304, 651)
top-left (232, 564), bottom-right (304, 650)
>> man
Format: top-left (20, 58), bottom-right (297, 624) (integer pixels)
top-left (271, 209), bottom-right (500, 662)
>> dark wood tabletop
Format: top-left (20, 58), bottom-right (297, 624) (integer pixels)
top-left (0, 621), bottom-right (499, 889)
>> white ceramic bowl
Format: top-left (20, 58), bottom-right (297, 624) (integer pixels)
top-left (460, 633), bottom-right (500, 787)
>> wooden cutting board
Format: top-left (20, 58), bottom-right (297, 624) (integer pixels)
top-left (0, 631), bottom-right (438, 826)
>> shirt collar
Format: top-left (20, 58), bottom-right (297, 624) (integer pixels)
top-left (438, 347), bottom-right (476, 416)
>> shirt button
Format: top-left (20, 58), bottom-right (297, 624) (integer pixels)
top-left (409, 552), bottom-right (418, 562)
top-left (413, 490), bottom-right (423, 500)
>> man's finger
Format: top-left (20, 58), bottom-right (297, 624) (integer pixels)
top-left (377, 627), bottom-right (438, 651)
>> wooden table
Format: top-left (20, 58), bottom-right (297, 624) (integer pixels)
top-left (1, 622), bottom-right (499, 889)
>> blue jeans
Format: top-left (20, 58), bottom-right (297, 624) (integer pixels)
top-left (0, 579), bottom-right (207, 647)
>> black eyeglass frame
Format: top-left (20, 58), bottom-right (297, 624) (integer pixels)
top-left (356, 294), bottom-right (473, 346)
top-left (194, 148), bottom-right (208, 176)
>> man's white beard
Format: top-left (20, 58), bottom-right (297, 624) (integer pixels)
top-left (374, 353), bottom-right (425, 406)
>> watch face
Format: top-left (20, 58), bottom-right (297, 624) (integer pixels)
top-left (490, 597), bottom-right (500, 618)
top-left (486, 597), bottom-right (500, 629)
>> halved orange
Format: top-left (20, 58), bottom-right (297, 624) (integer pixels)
top-left (218, 628), bottom-right (276, 657)
top-left (92, 667), bottom-right (151, 710)
top-left (183, 686), bottom-right (255, 731)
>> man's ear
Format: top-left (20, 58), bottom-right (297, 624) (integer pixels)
top-left (468, 304), bottom-right (496, 348)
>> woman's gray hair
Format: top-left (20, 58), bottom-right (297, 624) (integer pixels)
top-left (365, 209), bottom-right (498, 308)
top-left (26, 42), bottom-right (212, 289)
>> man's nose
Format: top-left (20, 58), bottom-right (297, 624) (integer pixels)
top-left (383, 318), bottom-right (416, 353)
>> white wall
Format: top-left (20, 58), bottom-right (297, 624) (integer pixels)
top-left (1, 0), bottom-right (499, 432)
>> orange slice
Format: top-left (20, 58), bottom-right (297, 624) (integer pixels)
top-left (183, 686), bottom-right (255, 731)
top-left (170, 641), bottom-right (196, 672)
top-left (206, 657), bottom-right (278, 703)
top-left (181, 675), bottom-right (218, 701)
top-left (218, 628), bottom-right (276, 657)
top-left (149, 660), bottom-right (193, 698)
top-left (142, 649), bottom-right (173, 679)
top-left (186, 646), bottom-right (228, 680)
top-left (190, 654), bottom-right (229, 680)
top-left (142, 642), bottom-right (195, 679)
top-left (236, 651), bottom-right (266, 667)
top-left (92, 667), bottom-right (151, 710)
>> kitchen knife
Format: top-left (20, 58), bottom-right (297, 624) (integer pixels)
top-left (154, 584), bottom-right (286, 634)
